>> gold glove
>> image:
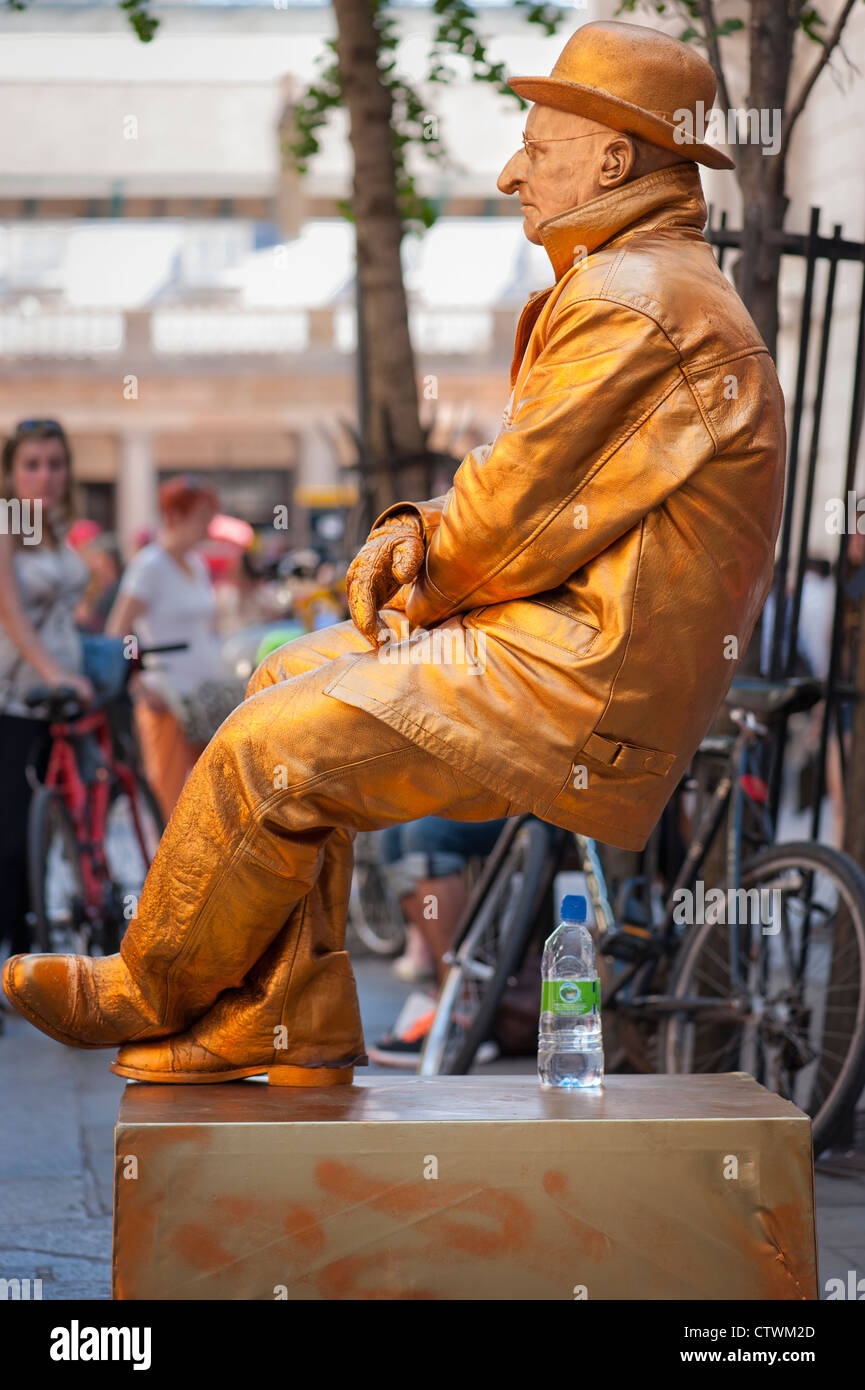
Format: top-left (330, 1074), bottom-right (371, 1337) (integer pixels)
top-left (346, 511), bottom-right (425, 645)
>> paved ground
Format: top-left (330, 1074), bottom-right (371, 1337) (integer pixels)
top-left (1, 953), bottom-right (863, 1301)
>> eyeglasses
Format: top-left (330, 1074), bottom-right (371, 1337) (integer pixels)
top-left (521, 130), bottom-right (607, 159)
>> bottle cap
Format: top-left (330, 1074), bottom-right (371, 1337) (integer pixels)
top-left (561, 893), bottom-right (587, 922)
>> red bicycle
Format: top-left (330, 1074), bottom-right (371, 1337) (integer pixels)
top-left (23, 644), bottom-right (182, 956)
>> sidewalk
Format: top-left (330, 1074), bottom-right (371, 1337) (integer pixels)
top-left (1, 956), bottom-right (863, 1300)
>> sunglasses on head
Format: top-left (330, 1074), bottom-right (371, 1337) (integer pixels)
top-left (14, 418), bottom-right (63, 433)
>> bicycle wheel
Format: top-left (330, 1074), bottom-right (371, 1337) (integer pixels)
top-left (27, 786), bottom-right (90, 954)
top-left (101, 776), bottom-right (164, 951)
top-left (347, 832), bottom-right (407, 957)
top-left (419, 817), bottom-right (555, 1076)
top-left (662, 841), bottom-right (865, 1153)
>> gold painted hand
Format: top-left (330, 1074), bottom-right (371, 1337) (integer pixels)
top-left (346, 512), bottom-right (425, 646)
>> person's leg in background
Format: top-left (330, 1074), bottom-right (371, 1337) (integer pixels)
top-left (378, 824), bottom-right (436, 983)
top-left (3, 624), bottom-right (515, 1083)
top-left (408, 818), bottom-right (510, 984)
top-left (133, 700), bottom-right (202, 824)
top-left (0, 714), bottom-right (51, 966)
top-left (369, 814), bottom-right (509, 1068)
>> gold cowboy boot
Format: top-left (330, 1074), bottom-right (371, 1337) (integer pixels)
top-left (110, 828), bottom-right (365, 1084)
top-left (108, 926), bottom-right (363, 1085)
top-left (0, 675), bottom-right (353, 1050)
top-left (1, 951), bottom-right (165, 1050)
top-left (0, 807), bottom-right (310, 1052)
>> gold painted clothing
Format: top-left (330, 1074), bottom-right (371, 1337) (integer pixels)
top-left (117, 617), bottom-right (513, 1064)
top-left (327, 162), bottom-right (786, 851)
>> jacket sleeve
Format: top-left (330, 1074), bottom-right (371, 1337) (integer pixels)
top-left (367, 491), bottom-right (456, 544)
top-left (399, 296), bottom-right (714, 629)
top-left (366, 441), bottom-right (500, 544)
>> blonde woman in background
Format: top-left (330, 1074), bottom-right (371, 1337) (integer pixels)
top-left (0, 420), bottom-right (93, 957)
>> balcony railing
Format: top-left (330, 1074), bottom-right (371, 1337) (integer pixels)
top-left (0, 304), bottom-right (516, 360)
top-left (0, 310), bottom-right (123, 356)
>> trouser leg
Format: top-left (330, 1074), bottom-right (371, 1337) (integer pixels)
top-left (119, 638), bottom-right (512, 1034)
top-left (113, 824), bottom-right (367, 1076)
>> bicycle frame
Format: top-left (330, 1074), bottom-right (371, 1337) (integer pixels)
top-left (34, 706), bottom-right (150, 925)
top-left (575, 709), bottom-right (776, 1015)
top-left (439, 817), bottom-right (526, 971)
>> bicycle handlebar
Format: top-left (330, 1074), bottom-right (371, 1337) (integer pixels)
top-left (25, 642), bottom-right (192, 715)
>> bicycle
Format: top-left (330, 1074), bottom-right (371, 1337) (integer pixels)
top-left (419, 675), bottom-right (865, 1156)
top-left (346, 830), bottom-right (408, 958)
top-left (23, 643), bottom-right (184, 957)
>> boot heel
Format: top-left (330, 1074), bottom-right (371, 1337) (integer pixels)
top-left (267, 1064), bottom-right (354, 1087)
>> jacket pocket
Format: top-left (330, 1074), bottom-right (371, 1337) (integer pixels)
top-left (465, 598), bottom-right (600, 658)
top-left (577, 730), bottom-right (676, 777)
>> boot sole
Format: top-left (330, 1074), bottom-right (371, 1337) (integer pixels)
top-left (110, 1061), bottom-right (355, 1086)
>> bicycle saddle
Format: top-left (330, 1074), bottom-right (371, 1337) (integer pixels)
top-left (24, 684), bottom-right (83, 716)
top-left (724, 676), bottom-right (823, 723)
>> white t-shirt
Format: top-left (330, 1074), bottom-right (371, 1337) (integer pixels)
top-left (118, 543), bottom-right (225, 700)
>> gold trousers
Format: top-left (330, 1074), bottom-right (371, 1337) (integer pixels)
top-left (119, 619), bottom-right (514, 1067)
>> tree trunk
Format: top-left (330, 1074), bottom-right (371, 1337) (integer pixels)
top-left (734, 0), bottom-right (796, 360)
top-left (332, 0), bottom-right (425, 513)
top-left (832, 589), bottom-right (865, 1144)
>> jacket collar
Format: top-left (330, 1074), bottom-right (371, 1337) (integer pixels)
top-left (536, 161), bottom-right (708, 283)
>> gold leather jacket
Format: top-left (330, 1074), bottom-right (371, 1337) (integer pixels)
top-left (327, 162), bottom-right (786, 851)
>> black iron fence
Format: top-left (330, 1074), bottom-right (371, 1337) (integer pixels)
top-left (707, 206), bottom-right (865, 841)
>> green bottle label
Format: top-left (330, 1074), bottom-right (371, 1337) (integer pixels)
top-left (541, 979), bottom-right (601, 1017)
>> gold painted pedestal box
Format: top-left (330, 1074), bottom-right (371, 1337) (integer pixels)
top-left (112, 1073), bottom-right (817, 1300)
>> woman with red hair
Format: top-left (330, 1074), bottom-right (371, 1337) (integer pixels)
top-left (106, 476), bottom-right (224, 821)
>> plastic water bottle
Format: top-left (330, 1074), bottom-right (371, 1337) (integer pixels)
top-left (538, 893), bottom-right (604, 1088)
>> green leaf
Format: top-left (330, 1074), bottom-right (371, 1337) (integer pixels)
top-left (288, 0), bottom-right (570, 233)
top-left (798, 7), bottom-right (828, 44)
top-left (117, 0), bottom-right (159, 42)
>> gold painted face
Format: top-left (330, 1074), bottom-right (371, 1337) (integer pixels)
top-left (498, 108), bottom-right (613, 242)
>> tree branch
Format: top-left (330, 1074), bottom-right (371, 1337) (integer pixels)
top-left (697, 0), bottom-right (733, 113)
top-left (782, 0), bottom-right (859, 163)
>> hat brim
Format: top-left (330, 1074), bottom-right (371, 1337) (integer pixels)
top-left (507, 75), bottom-right (735, 172)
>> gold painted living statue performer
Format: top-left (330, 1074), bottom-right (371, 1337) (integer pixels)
top-left (3, 21), bottom-right (785, 1084)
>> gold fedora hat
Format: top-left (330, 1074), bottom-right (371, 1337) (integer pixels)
top-left (507, 19), bottom-right (735, 171)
